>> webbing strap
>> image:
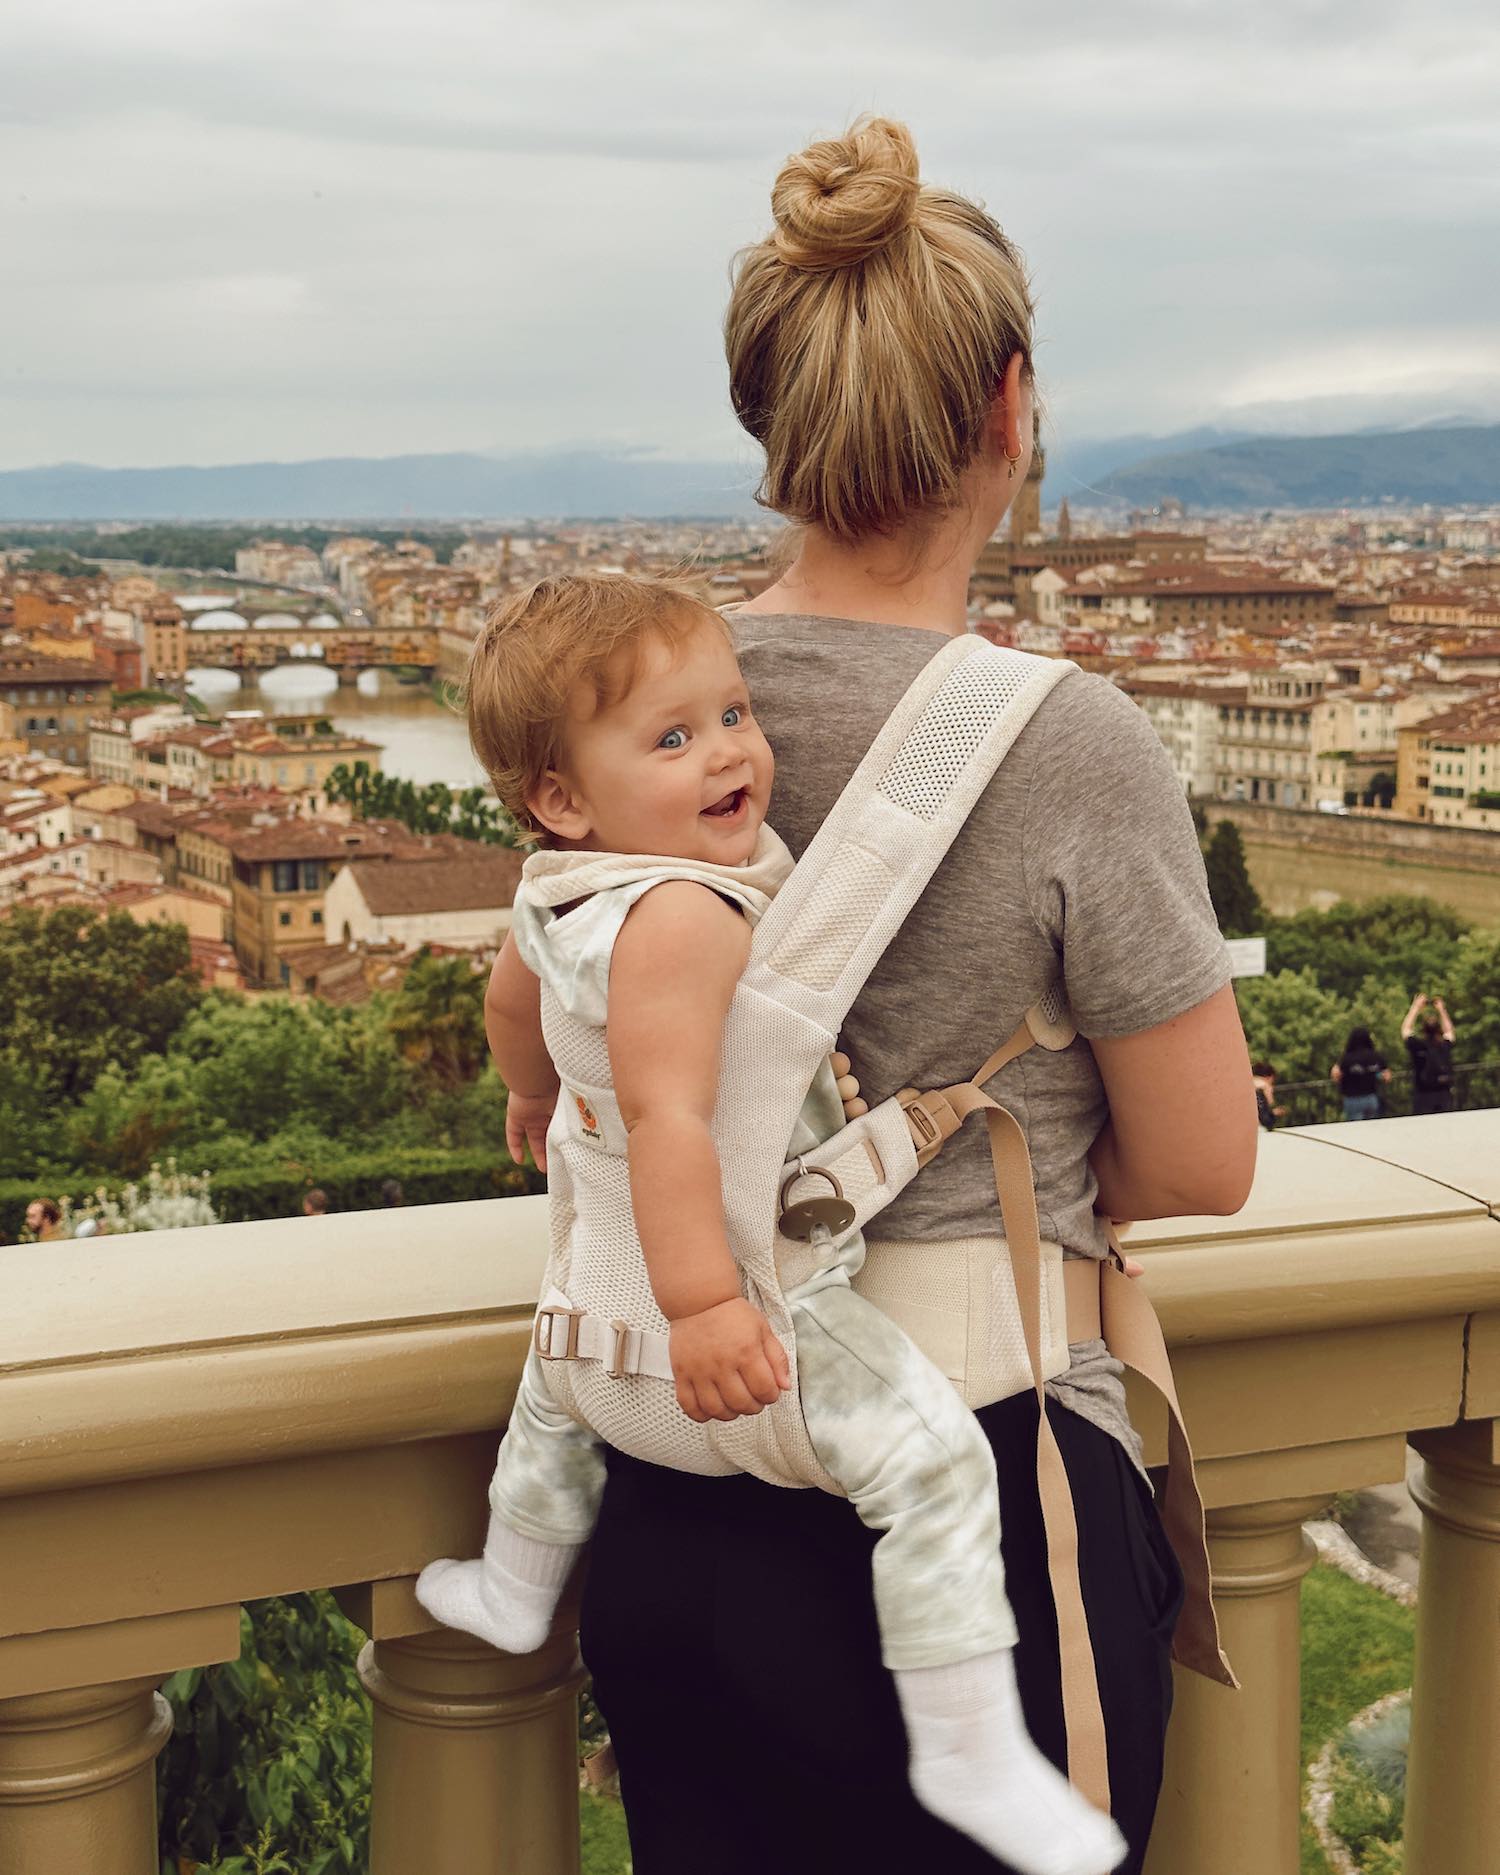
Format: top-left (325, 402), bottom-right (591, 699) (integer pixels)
top-left (1099, 1232), bottom-right (1238, 1688)
top-left (965, 1020), bottom-right (1037, 1090)
top-left (901, 1066), bottom-right (1240, 1807)
top-left (938, 1079), bottom-right (1112, 1811)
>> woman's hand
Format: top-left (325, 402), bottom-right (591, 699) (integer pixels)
top-left (831, 1050), bottom-right (868, 1120)
top-left (505, 1090), bottom-right (555, 1172)
top-left (669, 1298), bottom-right (792, 1424)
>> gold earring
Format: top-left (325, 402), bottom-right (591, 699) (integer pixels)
top-left (1004, 443), bottom-right (1023, 481)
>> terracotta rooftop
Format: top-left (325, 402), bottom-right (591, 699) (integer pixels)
top-left (1411, 694), bottom-right (1500, 742)
top-left (0, 656), bottom-right (113, 687)
top-left (342, 850), bottom-right (524, 917)
top-left (106, 878), bottom-right (226, 909)
top-left (216, 817), bottom-right (432, 864)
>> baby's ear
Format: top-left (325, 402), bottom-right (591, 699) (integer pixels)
top-left (526, 771), bottom-right (592, 844)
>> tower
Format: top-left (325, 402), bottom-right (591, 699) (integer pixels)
top-left (1057, 496), bottom-right (1072, 541)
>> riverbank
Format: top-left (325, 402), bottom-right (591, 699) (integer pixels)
top-left (1213, 800), bottom-right (1500, 926)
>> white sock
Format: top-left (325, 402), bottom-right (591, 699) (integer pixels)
top-left (415, 1513), bottom-right (580, 1655)
top-left (895, 1649), bottom-right (1128, 1875)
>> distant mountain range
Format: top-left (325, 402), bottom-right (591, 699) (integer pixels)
top-left (1059, 423), bottom-right (1500, 511)
top-left (0, 451), bottom-right (763, 524)
top-left (2, 424), bottom-right (1499, 522)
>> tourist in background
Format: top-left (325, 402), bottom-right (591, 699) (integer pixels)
top-left (23, 1197), bottom-right (63, 1242)
top-left (301, 1188), bottom-right (330, 1217)
top-left (1251, 1061), bottom-right (1286, 1131)
top-left (1402, 994), bottom-right (1457, 1115)
top-left (1331, 1027), bottom-right (1390, 1121)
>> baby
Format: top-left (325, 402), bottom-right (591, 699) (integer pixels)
top-left (416, 574), bottom-right (1123, 1875)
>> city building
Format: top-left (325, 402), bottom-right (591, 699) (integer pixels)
top-left (323, 850), bottom-right (524, 949)
top-left (0, 656), bottom-right (114, 765)
top-left (1396, 693), bottom-right (1500, 829)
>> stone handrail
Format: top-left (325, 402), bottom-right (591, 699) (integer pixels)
top-left (3, 1112), bottom-right (1498, 1875)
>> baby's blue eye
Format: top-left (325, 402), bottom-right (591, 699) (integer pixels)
top-left (658, 728), bottom-right (686, 750)
top-left (722, 707), bottom-right (743, 727)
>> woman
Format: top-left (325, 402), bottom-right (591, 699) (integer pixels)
top-left (579, 117), bottom-right (1257, 1875)
top-left (1331, 1026), bottom-right (1390, 1122)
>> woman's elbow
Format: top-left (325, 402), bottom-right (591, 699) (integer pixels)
top-left (1188, 1115), bottom-right (1258, 1215)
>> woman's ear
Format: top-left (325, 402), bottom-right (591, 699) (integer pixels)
top-left (526, 770), bottom-right (593, 844)
top-left (989, 351), bottom-right (1031, 462)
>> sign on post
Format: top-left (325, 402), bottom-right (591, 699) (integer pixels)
top-left (1226, 936), bottom-right (1267, 978)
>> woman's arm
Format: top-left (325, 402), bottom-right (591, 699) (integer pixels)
top-left (1435, 996), bottom-right (1456, 1042)
top-left (1401, 993), bottom-right (1426, 1040)
top-left (486, 933), bottom-right (560, 1169)
top-left (1087, 983), bottom-right (1258, 1221)
top-left (609, 882), bottom-right (790, 1422)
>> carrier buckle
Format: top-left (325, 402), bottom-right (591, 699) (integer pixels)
top-left (897, 1087), bottom-right (957, 1169)
top-left (606, 1318), bottom-right (634, 1379)
top-left (534, 1304), bottom-right (584, 1360)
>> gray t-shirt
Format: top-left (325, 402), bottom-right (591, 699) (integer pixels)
top-left (731, 612), bottom-right (1232, 1464)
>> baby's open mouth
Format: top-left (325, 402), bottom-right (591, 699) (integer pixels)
top-left (702, 788), bottom-right (747, 819)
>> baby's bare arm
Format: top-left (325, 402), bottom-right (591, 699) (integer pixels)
top-left (486, 933), bottom-right (559, 1169)
top-left (609, 882), bottom-right (749, 1318)
top-left (609, 882), bottom-right (790, 1422)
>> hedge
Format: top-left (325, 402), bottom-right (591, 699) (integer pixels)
top-left (0, 1147), bottom-right (544, 1242)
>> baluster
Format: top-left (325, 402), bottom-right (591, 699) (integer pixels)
top-left (0, 1677), bottom-right (171, 1875)
top-left (360, 1602), bottom-right (585, 1875)
top-left (1405, 1420), bottom-right (1500, 1875)
top-left (1145, 1494), bottom-right (1328, 1875)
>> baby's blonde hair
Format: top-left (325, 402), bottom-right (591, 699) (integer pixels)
top-left (725, 116), bottom-right (1036, 542)
top-left (465, 574), bottom-right (725, 840)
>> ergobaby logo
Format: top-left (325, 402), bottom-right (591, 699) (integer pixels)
top-left (571, 1090), bottom-right (602, 1142)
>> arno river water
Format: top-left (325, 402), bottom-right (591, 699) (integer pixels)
top-left (188, 664), bottom-right (486, 788)
top-left (188, 664), bottom-right (1500, 928)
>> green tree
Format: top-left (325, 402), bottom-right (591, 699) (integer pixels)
top-left (1447, 929), bottom-right (1500, 1062)
top-left (0, 906), bottom-right (202, 1106)
top-left (1264, 895), bottom-right (1468, 1006)
top-left (1233, 970), bottom-right (1357, 1085)
top-left (1203, 821), bottom-right (1263, 936)
top-left (385, 951), bottom-right (491, 1088)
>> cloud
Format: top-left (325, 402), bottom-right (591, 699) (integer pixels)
top-left (2, 0), bottom-right (1497, 467)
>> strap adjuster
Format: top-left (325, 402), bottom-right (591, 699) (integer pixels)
top-left (897, 1087), bottom-right (958, 1168)
top-left (534, 1304), bottom-right (584, 1360)
top-left (606, 1318), bottom-right (635, 1379)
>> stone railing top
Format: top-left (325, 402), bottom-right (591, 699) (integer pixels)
top-left (4, 1116), bottom-right (1499, 1499)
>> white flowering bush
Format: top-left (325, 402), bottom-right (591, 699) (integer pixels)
top-left (61, 1159), bottom-right (220, 1236)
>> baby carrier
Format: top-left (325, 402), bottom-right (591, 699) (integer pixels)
top-left (531, 634), bottom-right (1234, 1808)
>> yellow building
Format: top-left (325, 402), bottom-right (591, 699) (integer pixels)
top-left (218, 816), bottom-right (436, 985)
top-left (1396, 693), bottom-right (1500, 828)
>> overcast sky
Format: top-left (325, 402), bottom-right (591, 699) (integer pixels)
top-left (4, 0), bottom-right (1499, 477)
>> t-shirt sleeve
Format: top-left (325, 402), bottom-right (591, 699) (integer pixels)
top-left (1021, 672), bottom-right (1232, 1039)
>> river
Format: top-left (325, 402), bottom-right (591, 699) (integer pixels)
top-left (1242, 837), bottom-right (1500, 929)
top-left (187, 665), bottom-right (486, 787)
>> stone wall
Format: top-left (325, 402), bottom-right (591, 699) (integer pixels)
top-left (1207, 799), bottom-right (1500, 875)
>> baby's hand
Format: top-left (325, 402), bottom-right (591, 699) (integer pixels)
top-left (505, 1089), bottom-right (555, 1172)
top-left (669, 1299), bottom-right (792, 1424)
top-left (831, 1049), bottom-right (868, 1121)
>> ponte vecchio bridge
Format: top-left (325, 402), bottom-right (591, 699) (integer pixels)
top-left (182, 603), bottom-right (438, 682)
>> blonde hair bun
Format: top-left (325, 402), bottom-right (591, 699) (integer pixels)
top-left (771, 116), bottom-right (920, 271)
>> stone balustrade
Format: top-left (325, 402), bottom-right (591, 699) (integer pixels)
top-left (3, 1112), bottom-right (1498, 1875)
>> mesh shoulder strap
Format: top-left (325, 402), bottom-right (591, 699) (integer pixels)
top-left (746, 637), bottom-right (1074, 1031)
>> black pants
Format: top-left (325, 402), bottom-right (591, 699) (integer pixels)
top-left (1413, 1087), bottom-right (1454, 1115)
top-left (580, 1390), bottom-right (1185, 1875)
